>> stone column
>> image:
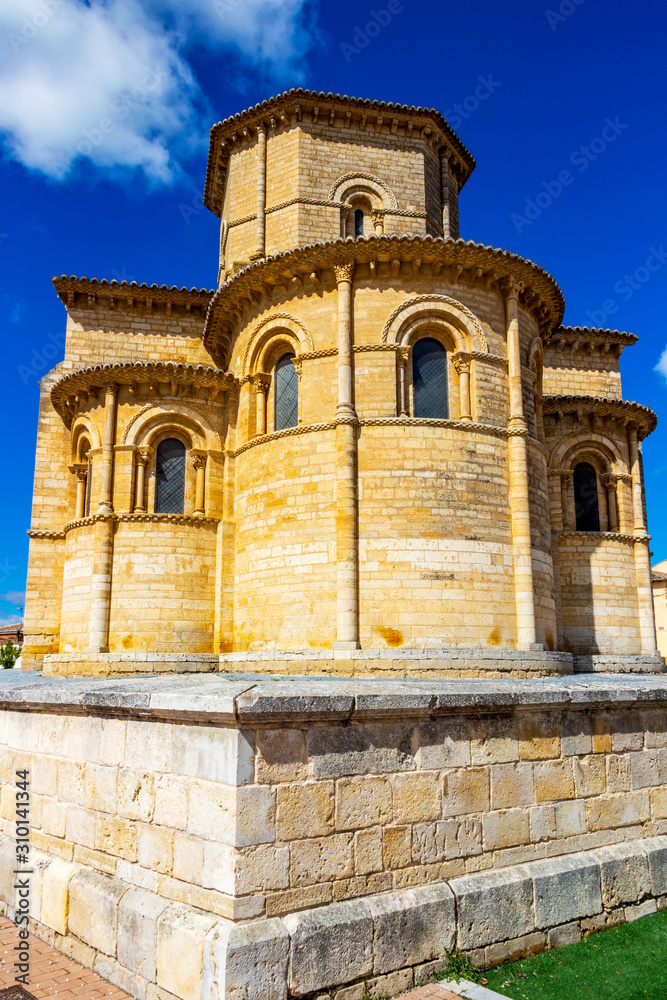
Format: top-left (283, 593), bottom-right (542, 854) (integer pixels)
top-left (601, 473), bottom-right (619, 532)
top-left (252, 374), bottom-right (270, 436)
top-left (628, 423), bottom-right (659, 654)
top-left (452, 354), bottom-right (472, 420)
top-left (70, 464), bottom-right (88, 519)
top-left (192, 454), bottom-right (207, 515)
top-left (397, 347), bottom-right (410, 415)
top-left (504, 278), bottom-right (538, 650)
top-left (256, 123), bottom-right (267, 258)
top-left (333, 261), bottom-right (359, 649)
top-left (133, 449), bottom-right (150, 513)
top-left (440, 151), bottom-right (451, 238)
top-left (97, 383), bottom-right (118, 514)
top-left (559, 470), bottom-right (573, 530)
top-left (86, 382), bottom-right (118, 654)
top-left (371, 209), bottom-right (385, 235)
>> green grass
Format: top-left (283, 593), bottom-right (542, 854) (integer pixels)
top-left (483, 910), bottom-right (667, 1000)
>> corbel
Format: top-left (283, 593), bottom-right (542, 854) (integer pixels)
top-left (312, 106), bottom-right (320, 124)
top-left (359, 114), bottom-right (367, 131)
top-left (295, 105), bottom-right (302, 121)
top-left (375, 116), bottom-right (384, 133)
top-left (432, 261), bottom-right (443, 277)
top-left (344, 111), bottom-right (352, 128)
top-left (328, 109), bottom-right (336, 126)
top-left (391, 119), bottom-right (399, 134)
top-left (310, 268), bottom-right (321, 285)
top-left (391, 258), bottom-right (401, 277)
top-left (452, 263), bottom-right (464, 282)
top-left (485, 270), bottom-right (498, 289)
top-left (406, 120), bottom-right (414, 139)
top-left (411, 258), bottom-right (422, 277)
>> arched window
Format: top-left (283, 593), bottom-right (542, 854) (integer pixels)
top-left (412, 338), bottom-right (448, 418)
top-left (274, 354), bottom-right (298, 431)
top-left (573, 462), bottom-right (600, 531)
top-left (155, 438), bottom-right (186, 514)
top-left (354, 208), bottom-right (364, 237)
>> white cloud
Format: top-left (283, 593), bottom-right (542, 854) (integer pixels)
top-left (0, 591), bottom-right (26, 605)
top-left (656, 346), bottom-right (667, 382)
top-left (0, 0), bottom-right (313, 181)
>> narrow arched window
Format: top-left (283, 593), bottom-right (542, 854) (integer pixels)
top-left (412, 338), bottom-right (448, 418)
top-left (274, 354), bottom-right (298, 431)
top-left (155, 438), bottom-right (186, 514)
top-left (354, 209), bottom-right (364, 237)
top-left (574, 462), bottom-right (600, 531)
top-left (84, 458), bottom-right (92, 517)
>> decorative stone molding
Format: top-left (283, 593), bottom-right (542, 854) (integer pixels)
top-left (451, 352), bottom-right (471, 375)
top-left (333, 261), bottom-right (356, 283)
top-left (544, 326), bottom-right (637, 357)
top-left (328, 172), bottom-right (398, 208)
top-left (556, 530), bottom-right (638, 545)
top-left (62, 512), bottom-right (220, 534)
top-left (241, 312), bottom-right (314, 375)
top-left (298, 348), bottom-right (338, 361)
top-left (380, 293), bottom-right (489, 352)
top-left (27, 529), bottom-right (66, 539)
top-left (203, 234), bottom-right (565, 365)
top-left (53, 275), bottom-right (214, 315)
top-left (52, 361), bottom-right (235, 423)
top-left (543, 395), bottom-right (657, 440)
top-left (233, 421), bottom-right (336, 456)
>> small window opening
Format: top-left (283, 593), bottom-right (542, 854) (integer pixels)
top-left (574, 462), bottom-right (600, 531)
top-left (155, 438), bottom-right (186, 514)
top-left (354, 209), bottom-right (364, 237)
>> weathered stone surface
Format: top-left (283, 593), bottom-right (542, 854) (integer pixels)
top-left (354, 828), bottom-right (383, 875)
top-left (39, 856), bottom-right (79, 935)
top-left (277, 781), bottom-right (334, 839)
top-left (490, 762), bottom-right (534, 809)
top-left (118, 886), bottom-right (170, 982)
top-left (547, 921), bottom-right (582, 948)
top-left (644, 836), bottom-right (667, 896)
top-left (171, 726), bottom-right (254, 786)
top-left (443, 767), bottom-right (489, 816)
top-left (529, 852), bottom-right (601, 928)
top-left (418, 718), bottom-right (471, 770)
top-left (483, 809), bottom-right (530, 850)
top-left (307, 723), bottom-right (416, 778)
top-left (68, 868), bottom-right (128, 956)
top-left (256, 729), bottom-right (308, 783)
top-left (290, 833), bottom-right (354, 886)
top-left (335, 776), bottom-right (391, 831)
top-left (284, 898), bottom-right (373, 995)
top-left (587, 791), bottom-right (650, 830)
top-left (156, 902), bottom-right (218, 1000)
top-left (595, 842), bottom-right (650, 909)
top-left (367, 884), bottom-right (455, 974)
top-left (202, 918), bottom-right (289, 1000)
top-left (450, 866), bottom-right (534, 949)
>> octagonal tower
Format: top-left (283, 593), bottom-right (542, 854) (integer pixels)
top-left (22, 89), bottom-right (662, 677)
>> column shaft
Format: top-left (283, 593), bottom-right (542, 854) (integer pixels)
top-left (256, 125), bottom-right (267, 258)
top-left (505, 282), bottom-right (538, 649)
top-left (441, 152), bottom-right (450, 238)
top-left (333, 262), bottom-right (359, 649)
top-left (86, 516), bottom-right (114, 653)
top-left (98, 385), bottom-right (118, 513)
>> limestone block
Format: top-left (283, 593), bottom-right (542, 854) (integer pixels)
top-left (173, 833), bottom-right (204, 884)
top-left (156, 903), bottom-right (218, 1000)
top-left (518, 716), bottom-right (560, 760)
top-left (587, 791), bottom-right (650, 830)
top-left (471, 717), bottom-right (518, 765)
top-left (256, 729), bottom-right (308, 783)
top-left (0, 834), bottom-right (19, 906)
top-left (40, 856), bottom-right (79, 935)
top-left (188, 781), bottom-right (275, 847)
top-left (450, 866), bottom-right (534, 949)
top-left (382, 826), bottom-right (411, 869)
top-left (354, 828), bottom-right (383, 875)
top-left (561, 714), bottom-right (593, 757)
top-left (202, 918), bottom-right (289, 1000)
top-left (529, 852), bottom-right (601, 928)
top-left (439, 817), bottom-right (483, 859)
top-left (30, 755), bottom-right (59, 795)
top-left (290, 833), bottom-right (353, 886)
top-left (137, 824), bottom-right (174, 875)
top-left (284, 898), bottom-right (373, 995)
top-left (554, 800), bottom-right (586, 838)
top-left (651, 787), bottom-right (667, 819)
top-left (335, 776), bottom-right (391, 831)
top-left (171, 726), bottom-right (254, 786)
top-left (443, 768), bottom-right (489, 816)
top-left (95, 814), bottom-right (138, 861)
top-left (490, 763), bottom-right (534, 809)
top-left (66, 805), bottom-right (97, 849)
top-left (307, 723), bottom-right (416, 779)
top-left (606, 755), bottom-right (631, 793)
top-left (595, 842), bottom-right (650, 909)
top-left (125, 720), bottom-right (173, 773)
top-left (202, 841), bottom-right (234, 895)
top-left (629, 750), bottom-right (661, 789)
top-left (573, 756), bottom-right (605, 797)
top-left (530, 804), bottom-right (556, 843)
top-left (68, 868), bottom-right (129, 956)
top-left (154, 775), bottom-right (188, 830)
top-left (392, 772), bottom-right (441, 823)
top-left (547, 921), bottom-right (582, 948)
top-left (84, 763), bottom-right (117, 814)
top-left (39, 798), bottom-right (68, 839)
top-left (235, 845), bottom-right (290, 894)
top-left (117, 770), bottom-right (156, 822)
top-left (367, 884), bottom-right (455, 974)
top-left (418, 718), bottom-right (471, 770)
top-left (643, 836), bottom-right (667, 896)
top-left (99, 719), bottom-right (127, 766)
top-left (534, 760), bottom-right (574, 802)
top-left (118, 886), bottom-right (170, 982)
top-left (277, 781), bottom-right (334, 839)
top-left (483, 809), bottom-right (529, 850)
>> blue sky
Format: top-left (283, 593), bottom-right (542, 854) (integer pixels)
top-left (1, 0), bottom-right (666, 624)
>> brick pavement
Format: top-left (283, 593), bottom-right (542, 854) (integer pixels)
top-left (0, 919), bottom-right (131, 1000)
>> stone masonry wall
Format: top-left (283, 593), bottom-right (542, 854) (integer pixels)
top-left (2, 703), bottom-right (666, 925)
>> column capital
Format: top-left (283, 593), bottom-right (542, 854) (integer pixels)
top-left (191, 452), bottom-right (208, 471)
top-left (136, 448), bottom-right (152, 467)
top-left (502, 276), bottom-right (524, 300)
top-left (397, 345), bottom-right (411, 368)
top-left (601, 472), bottom-right (619, 490)
top-left (558, 469), bottom-right (573, 484)
top-left (333, 261), bottom-right (355, 285)
top-left (451, 352), bottom-right (471, 375)
top-left (250, 372), bottom-right (271, 390)
top-left (69, 462), bottom-right (88, 481)
top-left (103, 382), bottom-right (120, 397)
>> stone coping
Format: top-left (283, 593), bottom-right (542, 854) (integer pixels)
top-left (2, 671), bottom-right (667, 724)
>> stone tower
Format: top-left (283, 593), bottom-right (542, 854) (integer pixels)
top-left (22, 88), bottom-right (661, 676)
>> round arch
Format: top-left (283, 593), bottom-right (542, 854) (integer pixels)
top-left (70, 415), bottom-right (101, 462)
top-left (381, 295), bottom-right (488, 354)
top-left (121, 402), bottom-right (221, 451)
top-left (242, 313), bottom-right (314, 377)
top-left (328, 172), bottom-right (398, 209)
